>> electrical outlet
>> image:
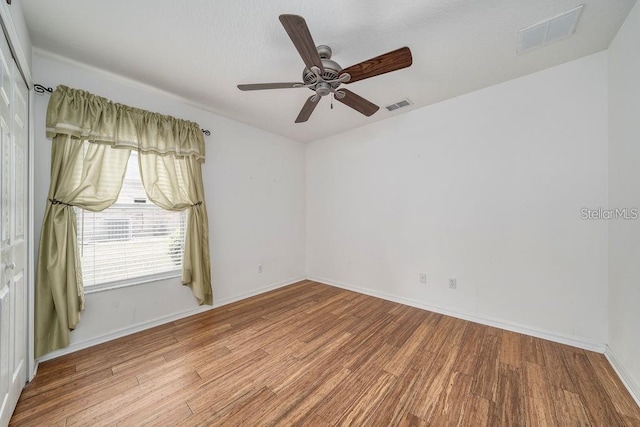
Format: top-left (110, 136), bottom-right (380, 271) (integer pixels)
top-left (419, 273), bottom-right (427, 284)
top-left (449, 278), bottom-right (457, 289)
top-left (258, 264), bottom-right (263, 273)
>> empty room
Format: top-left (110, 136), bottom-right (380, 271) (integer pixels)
top-left (1, 0), bottom-right (639, 425)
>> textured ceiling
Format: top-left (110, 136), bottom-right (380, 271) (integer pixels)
top-left (21, 0), bottom-right (636, 143)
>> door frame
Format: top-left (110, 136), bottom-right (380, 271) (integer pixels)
top-left (0, 3), bottom-right (35, 382)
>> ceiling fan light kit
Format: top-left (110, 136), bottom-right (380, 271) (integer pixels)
top-left (238, 14), bottom-right (413, 123)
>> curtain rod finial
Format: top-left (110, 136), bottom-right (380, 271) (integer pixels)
top-left (202, 129), bottom-right (211, 136)
top-left (34, 84), bottom-right (53, 94)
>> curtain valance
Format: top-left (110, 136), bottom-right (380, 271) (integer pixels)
top-left (46, 85), bottom-right (206, 161)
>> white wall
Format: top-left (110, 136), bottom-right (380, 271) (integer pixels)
top-left (33, 52), bottom-right (306, 358)
top-left (607, 1), bottom-right (640, 402)
top-left (307, 52), bottom-right (609, 349)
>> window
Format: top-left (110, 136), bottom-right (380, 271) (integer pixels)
top-left (76, 151), bottom-right (186, 289)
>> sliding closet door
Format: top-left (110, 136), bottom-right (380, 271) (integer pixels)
top-left (0, 28), bottom-right (28, 426)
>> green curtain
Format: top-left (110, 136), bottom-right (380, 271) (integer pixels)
top-left (35, 86), bottom-right (212, 358)
top-left (139, 152), bottom-right (212, 305)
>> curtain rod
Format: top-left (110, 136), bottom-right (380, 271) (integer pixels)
top-left (34, 84), bottom-right (211, 136)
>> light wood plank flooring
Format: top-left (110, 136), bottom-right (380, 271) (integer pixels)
top-left (11, 281), bottom-right (640, 426)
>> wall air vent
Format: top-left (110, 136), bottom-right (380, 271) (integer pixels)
top-left (517, 5), bottom-right (584, 54)
top-left (385, 99), bottom-right (412, 112)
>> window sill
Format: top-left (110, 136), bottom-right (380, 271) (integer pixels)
top-left (83, 271), bottom-right (182, 295)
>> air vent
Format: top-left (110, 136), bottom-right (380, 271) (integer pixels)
top-left (517, 5), bottom-right (584, 54)
top-left (385, 99), bottom-right (412, 112)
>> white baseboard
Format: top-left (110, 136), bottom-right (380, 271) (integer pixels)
top-left (605, 346), bottom-right (640, 407)
top-left (212, 276), bottom-right (309, 308)
top-left (36, 305), bottom-right (214, 363)
top-left (36, 276), bottom-right (306, 363)
top-left (307, 275), bottom-right (607, 353)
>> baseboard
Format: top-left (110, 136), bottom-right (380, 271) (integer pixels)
top-left (605, 346), bottom-right (640, 407)
top-left (36, 276), bottom-right (306, 363)
top-left (36, 273), bottom-right (608, 362)
top-left (307, 275), bottom-right (607, 353)
top-left (211, 276), bottom-right (308, 309)
top-left (36, 305), bottom-right (214, 363)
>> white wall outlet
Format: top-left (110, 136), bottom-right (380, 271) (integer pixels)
top-left (419, 273), bottom-right (427, 284)
top-left (449, 278), bottom-right (457, 289)
top-left (258, 264), bottom-right (263, 273)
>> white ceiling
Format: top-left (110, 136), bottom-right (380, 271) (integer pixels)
top-left (21, 0), bottom-right (636, 143)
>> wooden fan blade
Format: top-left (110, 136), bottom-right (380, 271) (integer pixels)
top-left (295, 95), bottom-right (320, 123)
top-left (238, 82), bottom-right (303, 91)
top-left (279, 14), bottom-right (324, 73)
top-left (342, 47), bottom-right (412, 84)
top-left (336, 89), bottom-right (379, 117)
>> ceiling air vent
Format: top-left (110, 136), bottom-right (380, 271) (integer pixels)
top-left (385, 99), bottom-right (412, 112)
top-left (517, 5), bottom-right (584, 54)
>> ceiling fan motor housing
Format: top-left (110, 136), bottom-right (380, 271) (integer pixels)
top-left (302, 45), bottom-right (343, 94)
top-left (303, 60), bottom-right (341, 84)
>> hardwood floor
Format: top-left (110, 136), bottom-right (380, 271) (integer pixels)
top-left (10, 281), bottom-right (640, 426)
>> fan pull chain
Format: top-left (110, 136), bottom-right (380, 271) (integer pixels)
top-left (331, 94), bottom-right (334, 110)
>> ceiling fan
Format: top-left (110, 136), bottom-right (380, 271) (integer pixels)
top-left (238, 14), bottom-right (413, 123)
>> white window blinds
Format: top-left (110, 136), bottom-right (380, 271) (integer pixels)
top-left (76, 151), bottom-right (186, 288)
